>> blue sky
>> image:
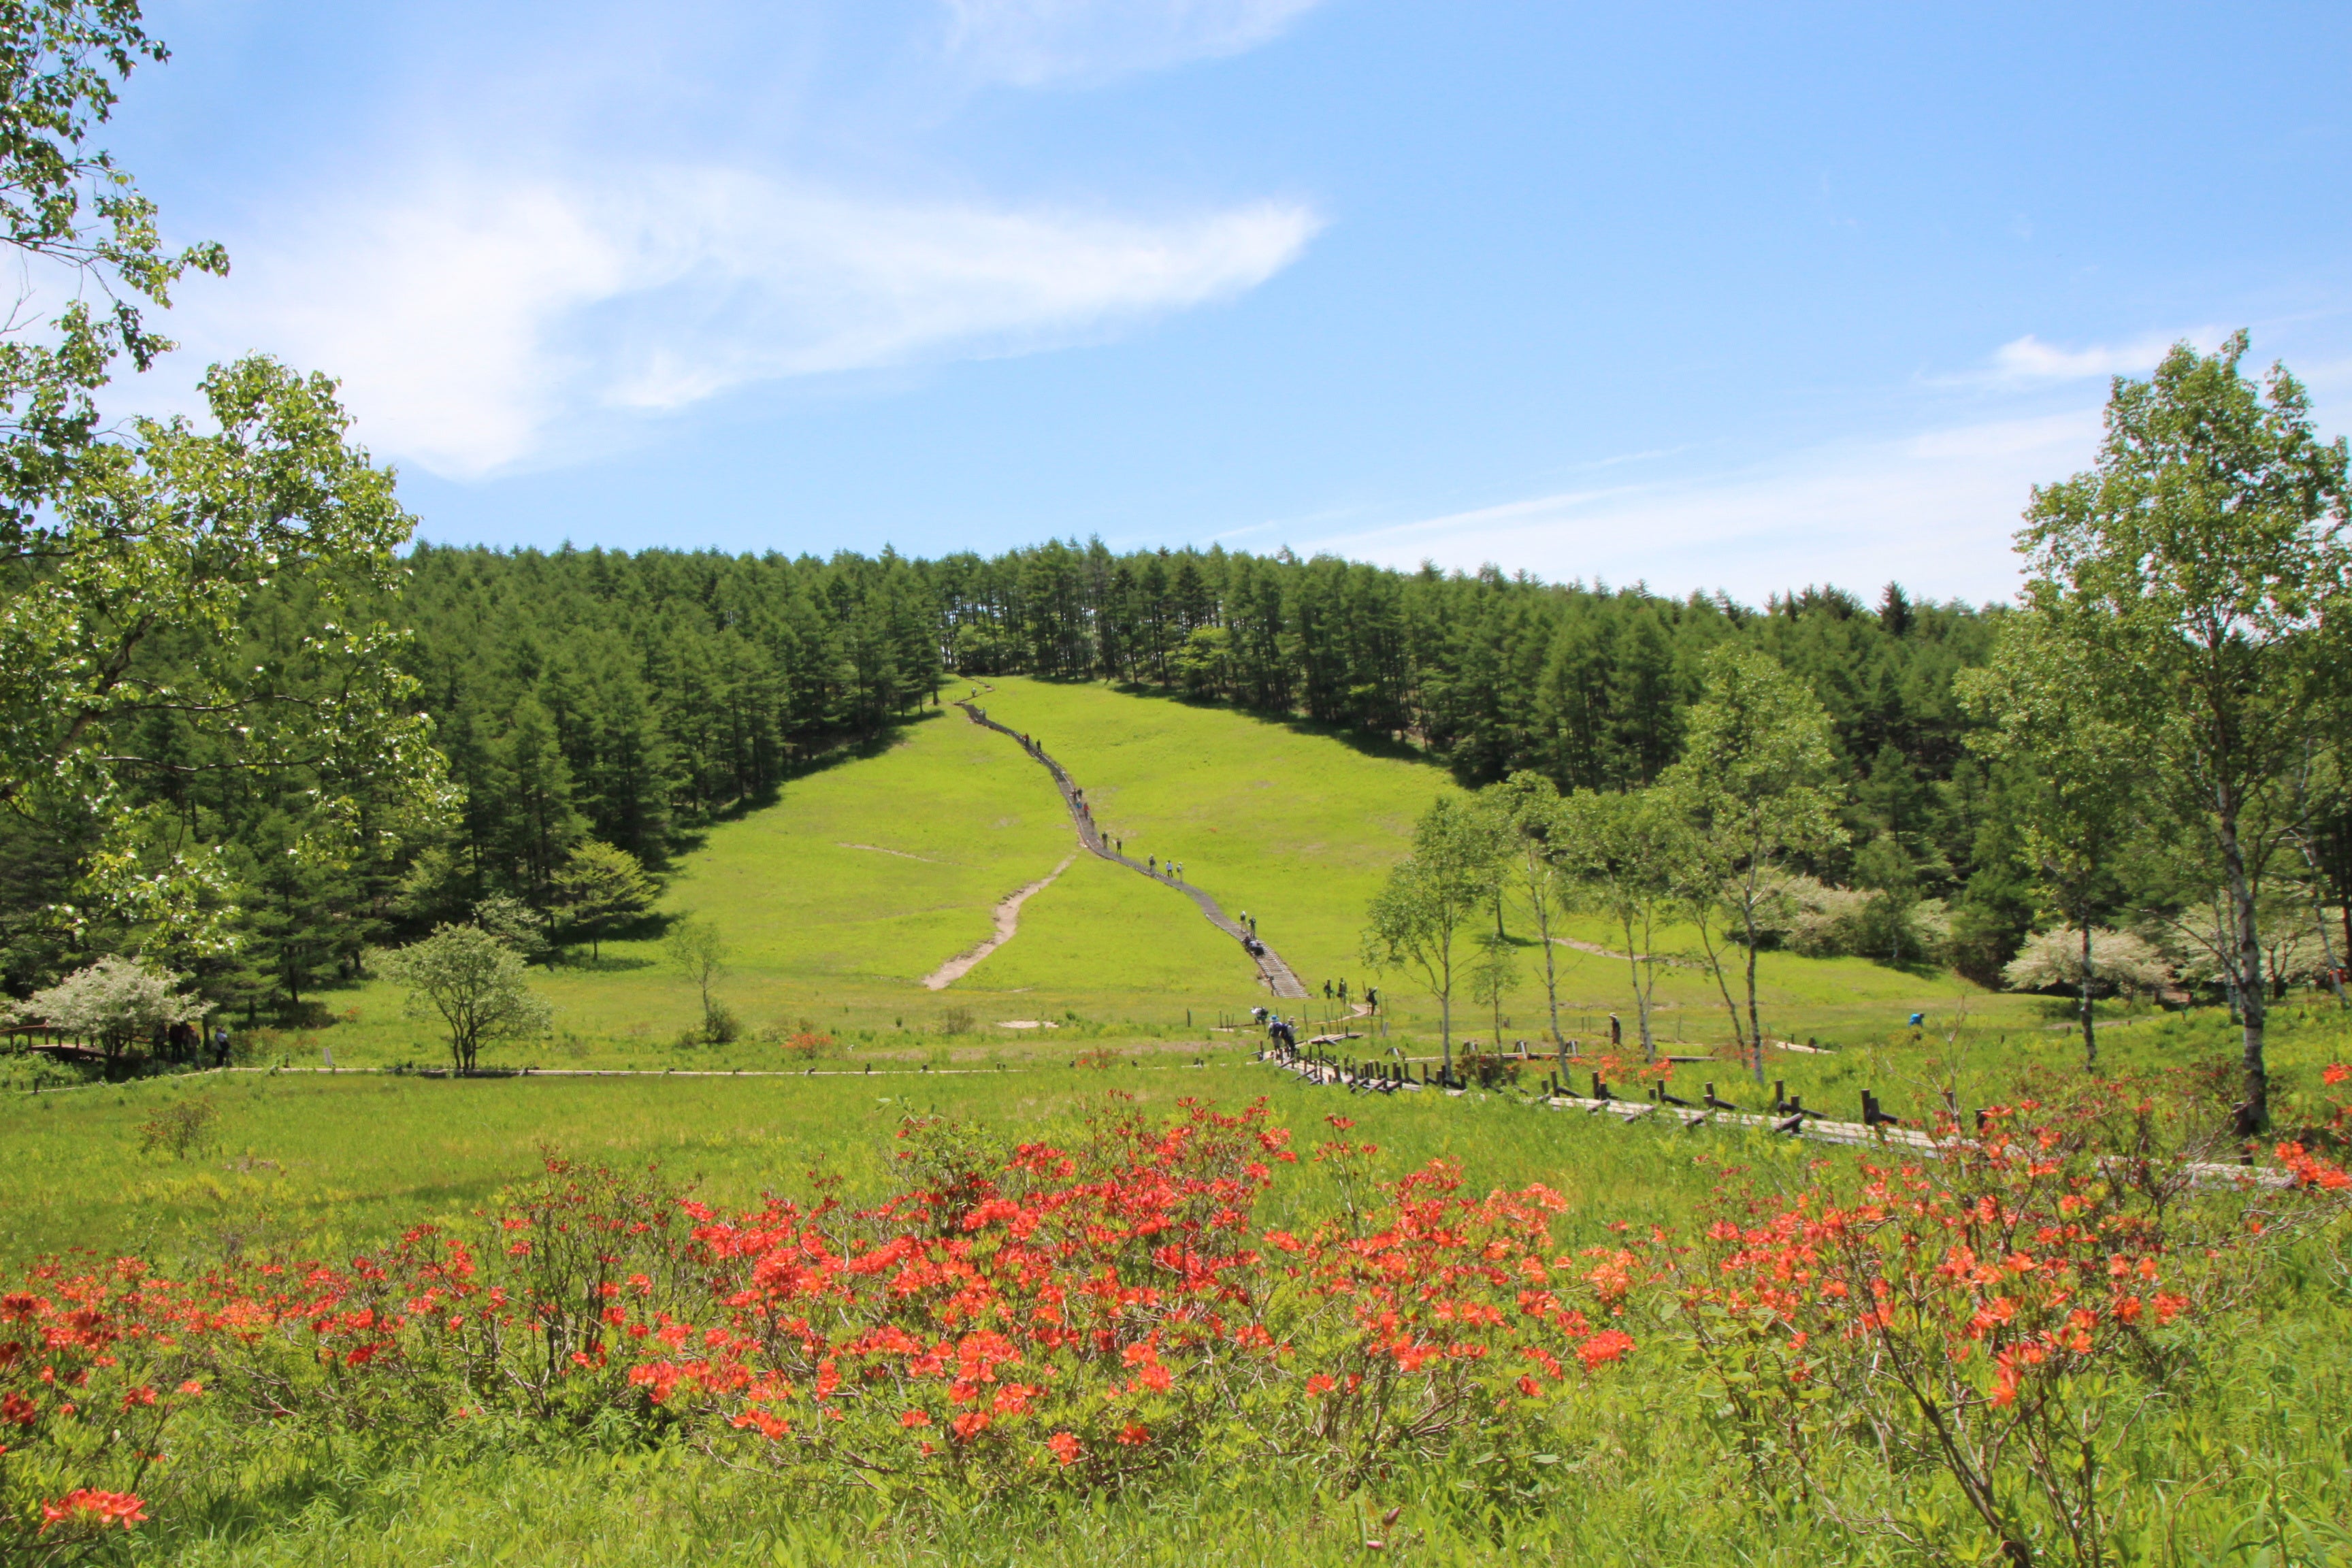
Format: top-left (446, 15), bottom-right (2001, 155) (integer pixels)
top-left (105, 0), bottom-right (2352, 602)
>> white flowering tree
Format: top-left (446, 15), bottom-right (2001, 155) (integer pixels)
top-left (2002, 928), bottom-right (2173, 1001)
top-left (13, 954), bottom-right (207, 1059)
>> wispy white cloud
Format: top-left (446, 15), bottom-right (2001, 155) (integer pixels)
top-left (1294, 410), bottom-right (2107, 604)
top-left (1959, 329), bottom-right (2224, 387)
top-left (174, 169), bottom-right (1320, 477)
top-left (940, 0), bottom-right (1326, 86)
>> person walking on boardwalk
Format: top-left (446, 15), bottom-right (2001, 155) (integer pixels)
top-left (1148, 854), bottom-right (1156, 874)
top-left (1322, 979), bottom-right (1333, 1000)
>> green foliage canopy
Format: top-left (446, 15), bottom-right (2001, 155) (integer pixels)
top-left (0, 5), bottom-right (446, 965)
top-left (1361, 794), bottom-right (1499, 1073)
top-left (2016, 332), bottom-right (2350, 1126)
top-left (377, 923), bottom-right (552, 1073)
top-left (1663, 645), bottom-right (1844, 1079)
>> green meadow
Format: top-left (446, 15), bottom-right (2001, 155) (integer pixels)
top-left (5, 1007), bottom-right (2351, 1566)
top-left (12, 1004), bottom-right (2348, 1273)
top-left (216, 678), bottom-right (2087, 1076)
top-left (27, 676), bottom-right (2341, 1568)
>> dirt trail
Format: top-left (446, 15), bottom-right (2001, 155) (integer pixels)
top-left (839, 842), bottom-right (936, 863)
top-left (951, 692), bottom-right (1310, 1000)
top-left (1550, 935), bottom-right (1697, 968)
top-left (922, 852), bottom-right (1079, 991)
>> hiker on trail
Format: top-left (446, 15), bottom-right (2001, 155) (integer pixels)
top-left (1609, 1013), bottom-right (1622, 1046)
top-left (1322, 979), bottom-right (1332, 1000)
top-left (1338, 979), bottom-right (1348, 1006)
top-left (212, 1024), bottom-right (231, 1066)
top-left (1365, 986), bottom-right (1378, 1012)
top-left (1148, 854), bottom-right (1156, 874)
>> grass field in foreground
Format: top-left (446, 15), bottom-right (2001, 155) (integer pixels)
top-left (10, 1004), bottom-right (2351, 1271)
top-left (0, 1060), bottom-right (1708, 1269)
top-left (8, 1013), bottom-right (2351, 1566)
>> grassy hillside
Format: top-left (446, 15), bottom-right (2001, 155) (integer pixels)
top-left (962, 848), bottom-right (1260, 996)
top-left (647, 706), bottom-right (1069, 987)
top-left (225, 679), bottom-right (2063, 1072)
top-left (961, 677), bottom-right (1452, 992)
top-left (956, 677), bottom-right (2039, 1047)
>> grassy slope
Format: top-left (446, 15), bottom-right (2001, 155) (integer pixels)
top-left (302, 705), bottom-right (1269, 1067)
top-left (962, 848), bottom-right (1258, 999)
top-left (649, 708), bottom-right (1071, 987)
top-left (963, 677), bottom-right (1448, 992)
top-left (228, 680), bottom-right (2042, 1072)
top-left (957, 678), bottom-right (2037, 1047)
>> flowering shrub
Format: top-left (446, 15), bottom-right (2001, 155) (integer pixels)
top-left (1668, 1075), bottom-right (2347, 1567)
top-left (626, 1102), bottom-right (1637, 1499)
top-left (0, 1259), bottom-right (210, 1558)
top-left (2276, 1062), bottom-right (2351, 1192)
top-left (0, 1099), bottom-right (1637, 1546)
top-left (6, 1077), bottom-right (2338, 1555)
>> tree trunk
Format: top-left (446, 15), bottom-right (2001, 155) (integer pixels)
top-left (1746, 934), bottom-right (1763, 1085)
top-left (2340, 896), bottom-right (2350, 985)
top-left (2219, 813), bottom-right (2268, 1134)
top-left (1740, 821), bottom-right (1767, 1084)
top-left (1439, 991), bottom-right (1452, 1081)
top-left (1622, 914), bottom-right (1656, 1062)
top-left (2078, 921), bottom-right (2097, 1071)
top-left (1534, 885), bottom-right (1563, 1045)
top-left (1694, 917), bottom-right (1748, 1060)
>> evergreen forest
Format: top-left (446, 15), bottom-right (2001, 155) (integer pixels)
top-left (20, 528), bottom-right (2352, 1026)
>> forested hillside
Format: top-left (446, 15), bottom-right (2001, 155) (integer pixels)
top-left (399, 545), bottom-right (2015, 931)
top-left (3, 533), bottom-right (2048, 1014)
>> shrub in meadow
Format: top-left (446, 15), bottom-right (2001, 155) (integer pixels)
top-left (3, 1077), bottom-right (2346, 1560)
top-left (1667, 1068), bottom-right (2352, 1566)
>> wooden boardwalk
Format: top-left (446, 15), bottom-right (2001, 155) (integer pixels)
top-left (1254, 1046), bottom-right (2292, 1190)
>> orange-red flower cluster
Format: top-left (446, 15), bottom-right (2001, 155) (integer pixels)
top-left (1, 1098), bottom-right (1640, 1538)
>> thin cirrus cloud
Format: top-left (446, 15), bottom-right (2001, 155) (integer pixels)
top-left (172, 169), bottom-right (1322, 478)
top-left (939, 0), bottom-right (1328, 85)
top-left (1963, 329), bottom-right (2223, 387)
top-left (1294, 409), bottom-right (2108, 605)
